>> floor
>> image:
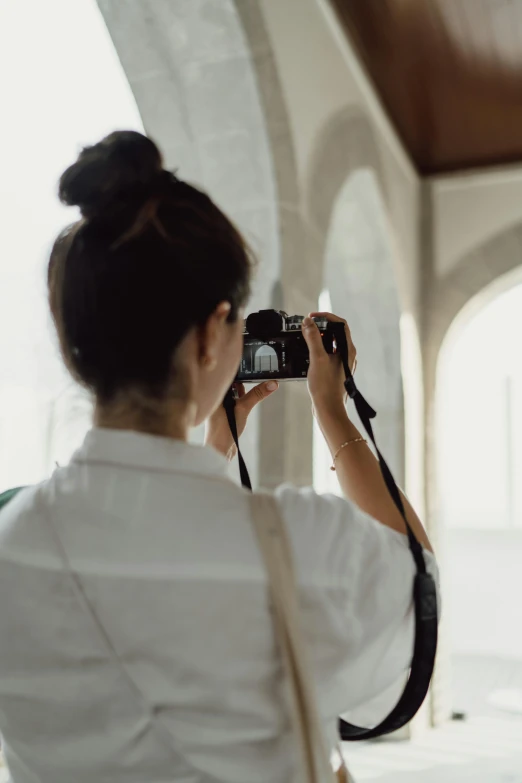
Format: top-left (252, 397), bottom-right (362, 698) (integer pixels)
top-left (345, 656), bottom-right (522, 782)
top-left (346, 714), bottom-right (522, 782)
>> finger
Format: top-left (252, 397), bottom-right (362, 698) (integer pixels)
top-left (301, 316), bottom-right (328, 359)
top-left (309, 312), bottom-right (355, 354)
top-left (309, 311), bottom-right (346, 324)
top-left (309, 311), bottom-right (352, 338)
top-left (239, 381), bottom-right (279, 414)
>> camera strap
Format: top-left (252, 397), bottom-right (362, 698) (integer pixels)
top-left (223, 389), bottom-right (253, 491)
top-left (335, 333), bottom-right (438, 740)
top-left (222, 330), bottom-right (438, 741)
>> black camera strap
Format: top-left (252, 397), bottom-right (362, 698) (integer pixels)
top-left (222, 330), bottom-right (438, 741)
top-left (335, 333), bottom-right (438, 740)
top-left (223, 389), bottom-right (252, 491)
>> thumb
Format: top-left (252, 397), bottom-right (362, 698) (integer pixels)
top-left (239, 381), bottom-right (279, 414)
top-left (302, 316), bottom-right (326, 359)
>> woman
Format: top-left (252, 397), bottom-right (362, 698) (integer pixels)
top-left (0, 131), bottom-right (437, 783)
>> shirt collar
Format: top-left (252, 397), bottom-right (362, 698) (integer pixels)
top-left (70, 427), bottom-right (229, 479)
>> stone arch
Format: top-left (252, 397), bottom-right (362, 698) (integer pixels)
top-left (95, 0), bottom-right (282, 306)
top-left (307, 107), bottom-right (389, 242)
top-left (306, 107), bottom-right (405, 480)
top-left (306, 107), bottom-right (389, 306)
top-left (425, 222), bottom-right (522, 391)
top-left (424, 225), bottom-right (522, 524)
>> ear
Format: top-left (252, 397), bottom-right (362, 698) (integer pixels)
top-left (198, 301), bottom-right (231, 371)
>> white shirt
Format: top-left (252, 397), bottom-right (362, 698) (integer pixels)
top-left (0, 429), bottom-right (438, 783)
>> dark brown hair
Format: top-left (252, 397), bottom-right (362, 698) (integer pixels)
top-left (48, 131), bottom-right (252, 403)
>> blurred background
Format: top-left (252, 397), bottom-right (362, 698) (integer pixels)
top-left (0, 1), bottom-right (521, 780)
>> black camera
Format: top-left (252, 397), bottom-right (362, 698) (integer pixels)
top-left (236, 309), bottom-right (344, 383)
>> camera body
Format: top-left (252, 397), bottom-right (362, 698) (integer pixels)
top-left (236, 309), bottom-right (344, 383)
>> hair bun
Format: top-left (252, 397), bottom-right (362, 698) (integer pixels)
top-left (59, 130), bottom-right (163, 219)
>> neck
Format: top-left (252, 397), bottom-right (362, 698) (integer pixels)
top-left (94, 391), bottom-right (196, 441)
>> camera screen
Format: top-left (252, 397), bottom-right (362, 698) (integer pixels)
top-left (236, 336), bottom-right (309, 382)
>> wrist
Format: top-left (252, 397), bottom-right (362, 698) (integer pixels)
top-left (314, 403), bottom-right (361, 450)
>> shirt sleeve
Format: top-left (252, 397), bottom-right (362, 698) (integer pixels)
top-left (274, 484), bottom-right (440, 725)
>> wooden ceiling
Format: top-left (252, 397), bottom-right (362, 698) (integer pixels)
top-left (330, 0), bottom-right (522, 174)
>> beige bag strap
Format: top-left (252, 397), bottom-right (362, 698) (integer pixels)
top-left (250, 492), bottom-right (350, 783)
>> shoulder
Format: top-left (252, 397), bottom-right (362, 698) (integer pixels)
top-left (273, 483), bottom-right (360, 527)
top-left (272, 483), bottom-right (409, 557)
top-left (269, 484), bottom-right (438, 593)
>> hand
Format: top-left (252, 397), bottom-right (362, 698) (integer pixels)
top-left (302, 312), bottom-right (357, 417)
top-left (205, 381), bottom-right (279, 460)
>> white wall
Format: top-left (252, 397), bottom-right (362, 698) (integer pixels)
top-left (433, 166), bottom-right (522, 278)
top-left (444, 529), bottom-right (522, 660)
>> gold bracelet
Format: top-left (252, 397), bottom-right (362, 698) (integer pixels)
top-left (330, 438), bottom-right (367, 471)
